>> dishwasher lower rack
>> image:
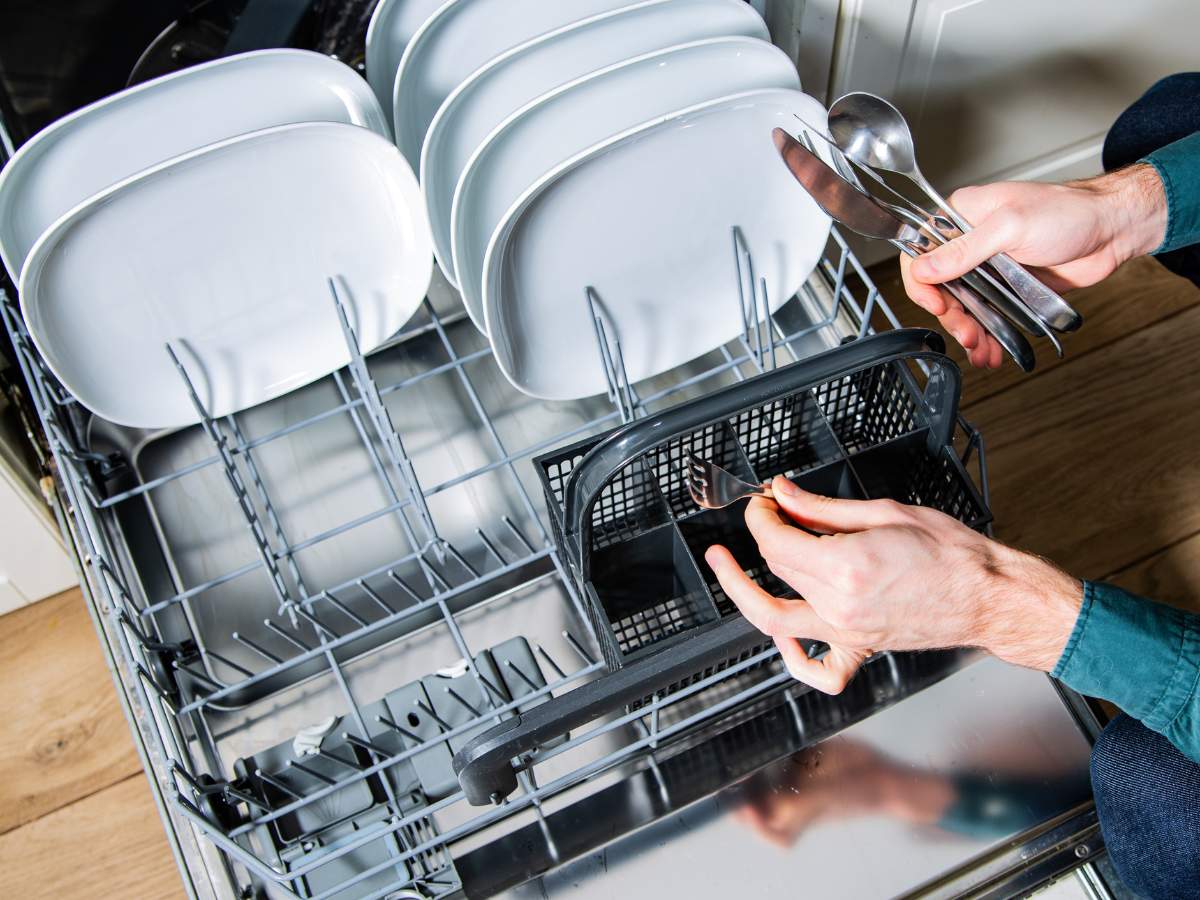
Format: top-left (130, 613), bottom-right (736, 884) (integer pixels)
top-left (0, 230), bottom-right (990, 900)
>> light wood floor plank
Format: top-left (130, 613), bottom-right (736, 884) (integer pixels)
top-left (0, 775), bottom-right (183, 899)
top-left (0, 588), bottom-right (142, 833)
top-left (1108, 533), bottom-right (1200, 613)
top-left (878, 255), bottom-right (1200, 408)
top-left (968, 301), bottom-right (1200, 578)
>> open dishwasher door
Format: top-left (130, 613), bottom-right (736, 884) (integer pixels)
top-left (458, 655), bottom-right (1099, 899)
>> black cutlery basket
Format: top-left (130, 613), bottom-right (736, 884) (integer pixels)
top-left (535, 329), bottom-right (990, 677)
top-left (454, 330), bottom-right (991, 805)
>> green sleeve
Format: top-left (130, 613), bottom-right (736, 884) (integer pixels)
top-left (1052, 581), bottom-right (1200, 762)
top-left (1143, 131), bottom-right (1200, 254)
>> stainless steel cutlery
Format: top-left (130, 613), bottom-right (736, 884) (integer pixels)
top-left (773, 128), bottom-right (1036, 372)
top-left (827, 92), bottom-right (1082, 334)
top-left (776, 92), bottom-right (1086, 371)
top-left (685, 453), bottom-right (773, 510)
top-left (811, 127), bottom-right (1064, 355)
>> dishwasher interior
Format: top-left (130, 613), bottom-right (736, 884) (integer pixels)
top-left (1, 223), bottom-right (1113, 898)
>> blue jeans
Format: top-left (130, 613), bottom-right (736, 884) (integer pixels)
top-left (1091, 714), bottom-right (1200, 897)
top-left (1103, 72), bottom-right (1200, 286)
top-left (1092, 76), bottom-right (1200, 897)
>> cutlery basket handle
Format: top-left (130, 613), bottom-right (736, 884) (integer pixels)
top-left (454, 616), bottom-right (764, 805)
top-left (563, 327), bottom-right (958, 575)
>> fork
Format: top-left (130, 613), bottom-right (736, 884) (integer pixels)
top-left (685, 454), bottom-right (773, 510)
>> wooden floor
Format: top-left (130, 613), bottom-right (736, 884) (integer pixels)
top-left (0, 255), bottom-right (1198, 899)
top-left (0, 588), bottom-right (184, 899)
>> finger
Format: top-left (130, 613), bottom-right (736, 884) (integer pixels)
top-left (743, 494), bottom-right (825, 559)
top-left (705, 545), bottom-right (834, 641)
top-left (767, 477), bottom-right (910, 535)
top-left (948, 310), bottom-right (1005, 370)
top-left (968, 339), bottom-right (991, 369)
top-left (937, 304), bottom-right (1003, 368)
top-left (909, 214), bottom-right (1015, 285)
top-left (899, 253), bottom-right (949, 316)
top-left (936, 303), bottom-right (985, 351)
top-left (902, 258), bottom-right (999, 359)
top-left (987, 334), bottom-right (1004, 369)
top-left (775, 636), bottom-right (867, 695)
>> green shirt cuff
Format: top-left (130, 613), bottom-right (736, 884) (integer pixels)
top-left (1052, 581), bottom-right (1200, 761)
top-left (1143, 131), bottom-right (1200, 254)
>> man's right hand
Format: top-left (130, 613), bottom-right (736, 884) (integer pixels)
top-left (900, 163), bottom-right (1168, 367)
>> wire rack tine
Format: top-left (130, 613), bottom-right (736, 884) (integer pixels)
top-left (585, 287), bottom-right (637, 423)
top-left (164, 342), bottom-right (297, 620)
top-left (226, 414), bottom-right (311, 603)
top-left (329, 279), bottom-right (442, 558)
top-left (732, 225), bottom-right (767, 373)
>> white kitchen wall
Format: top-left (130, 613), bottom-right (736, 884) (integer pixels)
top-left (828, 0), bottom-right (1200, 187)
top-left (767, 0), bottom-right (1200, 263)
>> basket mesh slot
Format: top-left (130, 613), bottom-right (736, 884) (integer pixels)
top-left (849, 430), bottom-right (984, 524)
top-left (730, 390), bottom-right (842, 482)
top-left (677, 505), bottom-right (795, 618)
top-left (611, 594), bottom-right (712, 655)
top-left (540, 446), bottom-right (589, 512)
top-left (589, 524), bottom-right (717, 660)
top-left (647, 422), bottom-right (756, 519)
top-left (813, 361), bottom-right (923, 454)
top-left (588, 457), bottom-right (671, 551)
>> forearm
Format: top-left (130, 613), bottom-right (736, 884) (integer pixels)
top-left (1080, 130), bottom-right (1200, 262)
top-left (1074, 161), bottom-right (1169, 263)
top-left (971, 544), bottom-right (1084, 672)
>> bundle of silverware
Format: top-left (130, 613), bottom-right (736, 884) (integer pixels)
top-left (775, 91), bottom-right (1081, 372)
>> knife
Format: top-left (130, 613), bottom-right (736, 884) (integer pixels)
top-left (773, 127), bottom-right (1035, 372)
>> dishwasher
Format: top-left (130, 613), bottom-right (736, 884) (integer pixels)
top-left (0, 25), bottom-right (1119, 900)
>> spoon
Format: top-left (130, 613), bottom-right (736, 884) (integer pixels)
top-left (827, 92), bottom-right (1083, 334)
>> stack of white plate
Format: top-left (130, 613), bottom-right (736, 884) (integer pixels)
top-left (368, 0), bottom-right (834, 400)
top-left (0, 49), bottom-right (433, 429)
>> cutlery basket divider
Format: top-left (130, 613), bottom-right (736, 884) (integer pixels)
top-left (535, 328), bottom-right (991, 682)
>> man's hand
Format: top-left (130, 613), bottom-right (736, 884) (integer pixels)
top-left (901, 163), bottom-right (1168, 367)
top-left (704, 476), bottom-right (1083, 694)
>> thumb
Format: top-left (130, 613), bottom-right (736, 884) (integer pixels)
top-left (909, 216), bottom-right (1010, 284)
top-left (770, 476), bottom-right (905, 533)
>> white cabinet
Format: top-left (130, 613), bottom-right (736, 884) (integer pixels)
top-left (770, 0), bottom-right (1200, 187)
top-left (0, 455), bottom-right (77, 615)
